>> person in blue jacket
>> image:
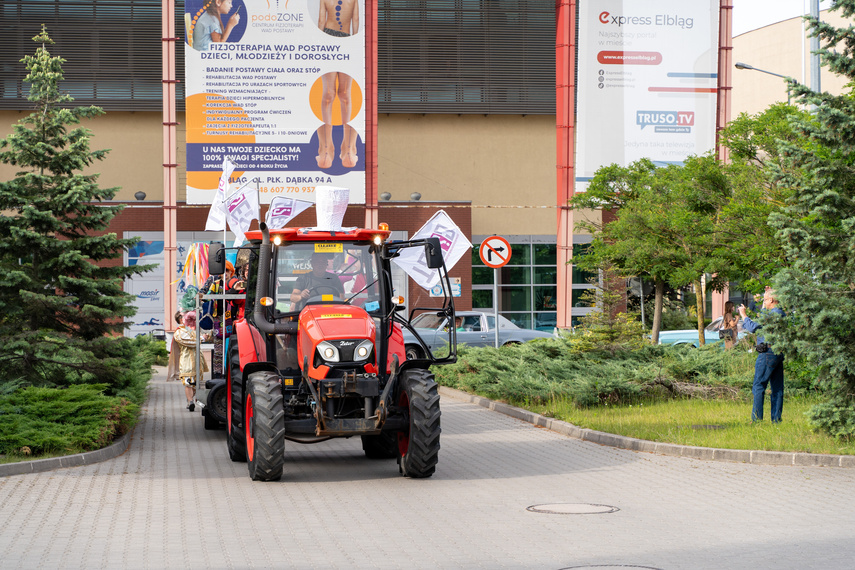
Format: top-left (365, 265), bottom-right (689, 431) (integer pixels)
top-left (738, 288), bottom-right (786, 422)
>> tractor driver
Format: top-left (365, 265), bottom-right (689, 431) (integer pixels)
top-left (290, 252), bottom-right (345, 310)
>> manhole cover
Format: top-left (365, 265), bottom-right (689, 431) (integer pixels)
top-left (526, 503), bottom-right (619, 515)
top-left (690, 424), bottom-right (725, 430)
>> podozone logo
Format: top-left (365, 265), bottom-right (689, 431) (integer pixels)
top-left (251, 0), bottom-right (303, 24)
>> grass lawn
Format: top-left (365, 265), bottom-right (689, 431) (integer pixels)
top-left (526, 395), bottom-right (855, 456)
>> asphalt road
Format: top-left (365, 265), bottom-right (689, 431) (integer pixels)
top-left (1, 368), bottom-right (854, 569)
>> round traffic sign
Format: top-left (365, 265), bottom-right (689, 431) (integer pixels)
top-left (479, 236), bottom-right (512, 269)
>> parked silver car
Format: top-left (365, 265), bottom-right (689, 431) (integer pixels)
top-left (657, 315), bottom-right (745, 347)
top-left (402, 310), bottom-right (555, 359)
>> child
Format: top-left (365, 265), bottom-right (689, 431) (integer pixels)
top-left (192, 0), bottom-right (241, 51)
top-left (167, 310), bottom-right (209, 411)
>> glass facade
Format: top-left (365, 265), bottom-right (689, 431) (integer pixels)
top-left (471, 236), bottom-right (596, 331)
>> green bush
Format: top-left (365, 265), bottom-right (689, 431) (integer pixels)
top-left (0, 334), bottom-right (157, 407)
top-left (140, 338), bottom-right (169, 366)
top-left (434, 334), bottom-right (809, 409)
top-left (0, 335), bottom-right (160, 460)
top-left (0, 384), bottom-right (138, 457)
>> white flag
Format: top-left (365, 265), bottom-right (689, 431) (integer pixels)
top-left (392, 210), bottom-right (472, 290)
top-left (265, 196), bottom-right (313, 230)
top-left (205, 157), bottom-right (235, 231)
top-left (225, 182), bottom-right (259, 246)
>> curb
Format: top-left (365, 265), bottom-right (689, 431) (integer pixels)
top-left (0, 430), bottom-right (134, 478)
top-left (439, 386), bottom-right (855, 469)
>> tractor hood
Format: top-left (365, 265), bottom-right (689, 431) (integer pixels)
top-left (299, 304), bottom-right (375, 342)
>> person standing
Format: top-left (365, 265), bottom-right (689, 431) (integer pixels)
top-left (739, 288), bottom-right (786, 423)
top-left (721, 301), bottom-right (739, 349)
top-left (167, 310), bottom-right (209, 411)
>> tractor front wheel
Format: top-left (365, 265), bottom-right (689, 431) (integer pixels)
top-left (396, 369), bottom-right (441, 478)
top-left (245, 372), bottom-right (286, 481)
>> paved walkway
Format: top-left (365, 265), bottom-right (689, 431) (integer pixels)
top-left (1, 367), bottom-right (854, 569)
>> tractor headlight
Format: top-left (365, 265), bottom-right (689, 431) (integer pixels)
top-left (354, 340), bottom-right (374, 361)
top-left (316, 341), bottom-right (340, 363)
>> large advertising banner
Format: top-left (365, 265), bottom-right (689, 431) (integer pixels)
top-left (575, 1), bottom-right (719, 192)
top-left (184, 0), bottom-right (366, 205)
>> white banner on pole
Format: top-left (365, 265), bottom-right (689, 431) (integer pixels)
top-left (225, 182), bottom-right (259, 246)
top-left (575, 0), bottom-right (719, 193)
top-left (265, 195), bottom-right (314, 230)
top-left (392, 210), bottom-right (472, 290)
top-left (205, 157), bottom-right (236, 231)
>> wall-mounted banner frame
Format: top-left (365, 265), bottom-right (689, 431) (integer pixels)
top-left (575, 0), bottom-right (719, 193)
top-left (184, 0), bottom-right (366, 205)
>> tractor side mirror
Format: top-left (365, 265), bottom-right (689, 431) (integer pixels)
top-left (208, 242), bottom-right (226, 275)
top-left (425, 237), bottom-right (444, 269)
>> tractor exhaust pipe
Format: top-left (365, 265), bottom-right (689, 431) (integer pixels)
top-left (254, 222), bottom-right (298, 335)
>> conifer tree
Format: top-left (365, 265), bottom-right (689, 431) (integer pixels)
top-left (0, 27), bottom-right (149, 387)
top-left (764, 1), bottom-right (855, 437)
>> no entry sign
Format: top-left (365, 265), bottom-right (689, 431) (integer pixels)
top-left (479, 236), bottom-right (512, 269)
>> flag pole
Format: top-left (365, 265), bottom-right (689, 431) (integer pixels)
top-left (255, 178), bottom-right (261, 227)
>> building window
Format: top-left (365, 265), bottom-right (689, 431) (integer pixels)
top-left (472, 236), bottom-right (597, 331)
top-left (471, 237), bottom-right (557, 331)
top-left (378, 0), bottom-right (556, 114)
top-left (1, 0), bottom-right (185, 111)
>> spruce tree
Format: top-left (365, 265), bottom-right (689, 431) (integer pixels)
top-left (764, 1), bottom-right (855, 437)
top-left (0, 27), bottom-right (149, 388)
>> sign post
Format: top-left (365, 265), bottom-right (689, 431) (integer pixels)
top-left (479, 236), bottom-right (512, 348)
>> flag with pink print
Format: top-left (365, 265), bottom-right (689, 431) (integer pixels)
top-left (265, 195), bottom-right (313, 230)
top-left (392, 210), bottom-right (471, 290)
top-left (205, 157), bottom-right (236, 231)
top-left (225, 181), bottom-right (259, 246)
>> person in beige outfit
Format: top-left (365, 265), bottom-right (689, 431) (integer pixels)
top-left (167, 311), bottom-right (209, 411)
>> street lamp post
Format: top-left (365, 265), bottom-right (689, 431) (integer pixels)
top-left (734, 62), bottom-right (796, 104)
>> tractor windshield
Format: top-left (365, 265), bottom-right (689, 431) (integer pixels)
top-left (273, 241), bottom-right (381, 314)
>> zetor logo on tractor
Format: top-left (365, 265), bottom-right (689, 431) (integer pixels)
top-left (209, 223), bottom-right (457, 481)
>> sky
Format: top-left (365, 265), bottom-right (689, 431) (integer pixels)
top-left (732, 0), bottom-right (833, 37)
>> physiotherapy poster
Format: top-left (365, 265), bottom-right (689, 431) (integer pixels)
top-left (575, 0), bottom-right (719, 193)
top-left (184, 0), bottom-right (366, 205)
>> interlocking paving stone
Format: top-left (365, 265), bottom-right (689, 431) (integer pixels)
top-left (1, 368), bottom-right (854, 569)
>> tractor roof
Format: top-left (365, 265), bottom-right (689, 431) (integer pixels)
top-left (244, 227), bottom-right (391, 243)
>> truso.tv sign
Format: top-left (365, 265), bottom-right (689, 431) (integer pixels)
top-left (598, 11), bottom-right (694, 29)
top-left (637, 110), bottom-right (695, 134)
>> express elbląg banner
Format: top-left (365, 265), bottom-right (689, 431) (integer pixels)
top-left (575, 0), bottom-right (719, 193)
top-left (184, 0), bottom-right (366, 205)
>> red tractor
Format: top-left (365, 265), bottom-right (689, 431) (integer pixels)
top-left (208, 223), bottom-right (457, 481)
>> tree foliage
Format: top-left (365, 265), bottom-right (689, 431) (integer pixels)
top-left (570, 155), bottom-right (732, 344)
top-left (0, 27), bottom-right (150, 389)
top-left (716, 103), bottom-right (813, 292)
top-left (762, 1), bottom-right (855, 437)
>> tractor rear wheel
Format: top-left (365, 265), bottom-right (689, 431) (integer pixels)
top-left (361, 432), bottom-right (398, 459)
top-left (396, 369), bottom-right (441, 478)
top-left (226, 350), bottom-right (246, 462)
top-left (245, 371), bottom-right (286, 481)
top-left (204, 382), bottom-right (227, 430)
